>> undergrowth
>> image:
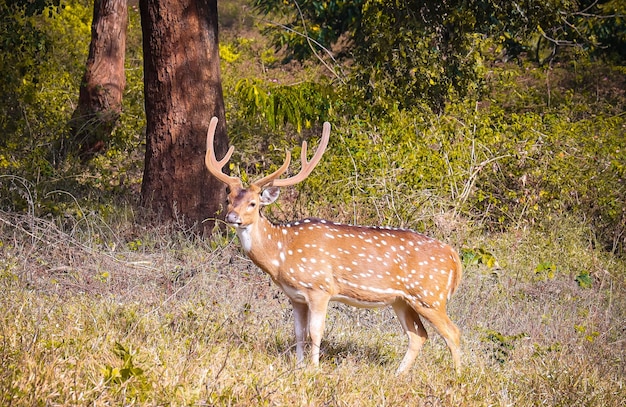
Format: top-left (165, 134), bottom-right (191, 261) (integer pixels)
top-left (1, 205), bottom-right (624, 406)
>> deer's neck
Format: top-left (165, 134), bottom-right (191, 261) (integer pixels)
top-left (236, 216), bottom-right (285, 279)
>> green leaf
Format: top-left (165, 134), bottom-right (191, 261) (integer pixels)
top-left (575, 270), bottom-right (593, 289)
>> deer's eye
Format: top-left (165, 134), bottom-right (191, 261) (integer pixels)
top-left (225, 186), bottom-right (231, 194)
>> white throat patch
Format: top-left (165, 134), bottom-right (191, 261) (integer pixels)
top-left (236, 225), bottom-right (253, 252)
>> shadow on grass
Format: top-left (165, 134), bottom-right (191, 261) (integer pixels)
top-left (262, 335), bottom-right (397, 369)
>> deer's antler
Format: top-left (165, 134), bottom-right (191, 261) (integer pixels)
top-left (205, 117), bottom-right (241, 188)
top-left (257, 122), bottom-right (331, 188)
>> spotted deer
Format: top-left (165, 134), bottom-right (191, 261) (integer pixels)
top-left (205, 117), bottom-right (462, 374)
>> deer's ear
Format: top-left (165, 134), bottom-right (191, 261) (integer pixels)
top-left (260, 187), bottom-right (280, 205)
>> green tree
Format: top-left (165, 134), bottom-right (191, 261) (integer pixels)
top-left (254, 0), bottom-right (625, 112)
top-left (0, 0), bottom-right (63, 144)
top-left (0, 0), bottom-right (90, 175)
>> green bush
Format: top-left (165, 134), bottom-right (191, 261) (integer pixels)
top-left (271, 64), bottom-right (625, 254)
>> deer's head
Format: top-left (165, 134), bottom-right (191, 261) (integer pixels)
top-left (204, 117), bottom-right (330, 230)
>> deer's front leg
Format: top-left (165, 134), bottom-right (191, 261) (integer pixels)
top-left (307, 294), bottom-right (330, 367)
top-left (291, 300), bottom-right (309, 365)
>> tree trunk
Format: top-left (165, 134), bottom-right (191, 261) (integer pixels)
top-left (69, 0), bottom-right (127, 161)
top-left (139, 0), bottom-right (229, 234)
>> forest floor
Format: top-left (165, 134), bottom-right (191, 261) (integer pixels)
top-left (1, 209), bottom-right (624, 406)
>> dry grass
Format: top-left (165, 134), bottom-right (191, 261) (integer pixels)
top-left (1, 208), bottom-right (624, 406)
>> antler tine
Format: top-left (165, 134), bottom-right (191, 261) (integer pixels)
top-left (270, 121), bottom-right (330, 188)
top-left (205, 117), bottom-right (241, 187)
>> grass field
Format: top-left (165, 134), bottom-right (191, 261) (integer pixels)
top-left (1, 208), bottom-right (624, 406)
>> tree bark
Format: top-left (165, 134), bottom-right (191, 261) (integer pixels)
top-left (139, 0), bottom-right (229, 234)
top-left (69, 0), bottom-right (127, 161)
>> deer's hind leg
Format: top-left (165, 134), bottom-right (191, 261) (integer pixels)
top-left (392, 299), bottom-right (429, 374)
top-left (413, 303), bottom-right (462, 374)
